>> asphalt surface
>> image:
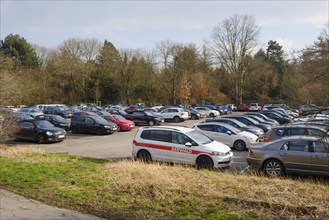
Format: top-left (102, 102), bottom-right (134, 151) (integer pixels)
top-left (1, 113), bottom-right (249, 220)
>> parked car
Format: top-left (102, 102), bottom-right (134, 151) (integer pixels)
top-left (185, 108), bottom-right (206, 120)
top-left (70, 115), bottom-right (118, 135)
top-left (107, 109), bottom-right (129, 118)
top-left (19, 107), bottom-right (44, 118)
top-left (247, 136), bottom-right (329, 177)
top-left (125, 110), bottom-right (164, 126)
top-left (262, 124), bottom-right (328, 142)
top-left (132, 126), bottom-right (233, 169)
top-left (193, 122), bottom-right (259, 151)
top-left (237, 103), bottom-right (249, 111)
top-left (15, 114), bottom-right (34, 122)
top-left (102, 114), bottom-right (135, 131)
top-left (260, 111), bottom-right (294, 124)
top-left (217, 105), bottom-right (232, 115)
top-left (159, 107), bottom-right (189, 122)
top-left (194, 107), bottom-right (220, 118)
top-left (223, 115), bottom-right (272, 133)
top-left (53, 107), bottom-right (73, 118)
top-left (16, 120), bottom-right (66, 144)
top-left (245, 112), bottom-right (280, 126)
top-left (249, 103), bottom-right (261, 111)
top-left (205, 118), bottom-right (265, 138)
top-left (227, 104), bottom-right (237, 111)
top-left (35, 114), bottom-right (70, 131)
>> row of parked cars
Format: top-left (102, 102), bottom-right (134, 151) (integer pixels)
top-left (8, 103), bottom-right (228, 144)
top-left (132, 105), bottom-right (329, 177)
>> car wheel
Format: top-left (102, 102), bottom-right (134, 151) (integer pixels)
top-left (137, 150), bottom-right (152, 163)
top-left (196, 156), bottom-right (213, 170)
top-left (263, 159), bottom-right (285, 177)
top-left (191, 115), bottom-right (197, 120)
top-left (97, 129), bottom-right (104, 135)
top-left (37, 134), bottom-right (46, 144)
top-left (149, 120), bottom-right (155, 126)
top-left (233, 140), bottom-right (246, 151)
top-left (174, 116), bottom-right (180, 123)
top-left (117, 125), bottom-right (122, 132)
top-left (209, 113), bottom-right (215, 118)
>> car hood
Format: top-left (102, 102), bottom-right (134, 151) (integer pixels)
top-left (200, 140), bottom-right (231, 153)
top-left (39, 127), bottom-right (66, 133)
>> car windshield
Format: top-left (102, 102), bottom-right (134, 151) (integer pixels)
top-left (34, 120), bottom-right (54, 128)
top-left (113, 115), bottom-right (125, 120)
top-left (226, 125), bottom-right (241, 134)
top-left (51, 115), bottom-right (67, 122)
top-left (94, 116), bottom-right (108, 123)
top-left (145, 111), bottom-right (155, 116)
top-left (243, 116), bottom-right (259, 124)
top-left (187, 130), bottom-right (213, 145)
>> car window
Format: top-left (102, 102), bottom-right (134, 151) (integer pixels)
top-left (35, 120), bottom-right (53, 128)
top-left (283, 141), bottom-right (309, 152)
top-left (311, 141), bottom-right (329, 153)
top-left (198, 124), bottom-right (215, 132)
top-left (308, 129), bottom-right (324, 136)
top-left (172, 131), bottom-right (195, 145)
top-left (151, 130), bottom-right (171, 142)
top-left (275, 129), bottom-right (285, 137)
top-left (20, 122), bottom-right (34, 128)
top-left (215, 125), bottom-right (229, 134)
top-left (287, 128), bottom-right (307, 136)
top-left (85, 117), bottom-right (94, 124)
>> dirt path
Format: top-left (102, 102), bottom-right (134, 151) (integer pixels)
top-left (0, 190), bottom-right (104, 220)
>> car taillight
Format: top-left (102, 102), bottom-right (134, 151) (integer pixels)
top-left (248, 149), bottom-right (253, 155)
top-left (263, 137), bottom-right (271, 142)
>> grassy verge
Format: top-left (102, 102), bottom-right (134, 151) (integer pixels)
top-left (1, 146), bottom-right (328, 219)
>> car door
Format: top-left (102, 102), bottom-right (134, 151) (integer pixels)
top-left (280, 140), bottom-right (312, 174)
top-left (169, 131), bottom-right (197, 164)
top-left (146, 130), bottom-right (173, 161)
top-left (19, 121), bottom-right (36, 140)
top-left (213, 125), bottom-right (232, 147)
top-left (160, 109), bottom-right (171, 120)
top-left (84, 117), bottom-right (96, 133)
top-left (309, 141), bottom-right (329, 176)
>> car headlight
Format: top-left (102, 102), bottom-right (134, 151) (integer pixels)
top-left (46, 131), bottom-right (53, 136)
top-left (212, 151), bottom-right (225, 156)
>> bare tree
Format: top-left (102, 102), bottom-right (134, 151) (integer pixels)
top-left (209, 14), bottom-right (260, 104)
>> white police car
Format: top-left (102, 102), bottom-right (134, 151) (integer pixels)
top-left (132, 126), bottom-right (233, 169)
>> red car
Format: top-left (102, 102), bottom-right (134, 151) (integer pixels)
top-left (238, 103), bottom-right (249, 111)
top-left (102, 114), bottom-right (135, 131)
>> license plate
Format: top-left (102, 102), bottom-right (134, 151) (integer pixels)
top-left (59, 135), bottom-right (65, 138)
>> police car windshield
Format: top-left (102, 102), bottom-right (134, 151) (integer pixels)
top-left (187, 130), bottom-right (213, 145)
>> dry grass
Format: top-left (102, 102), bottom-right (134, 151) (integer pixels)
top-left (1, 146), bottom-right (328, 219)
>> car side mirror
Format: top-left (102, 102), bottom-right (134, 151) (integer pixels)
top-left (226, 131), bottom-right (232, 135)
top-left (185, 142), bottom-right (192, 147)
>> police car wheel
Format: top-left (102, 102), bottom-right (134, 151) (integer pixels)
top-left (137, 150), bottom-right (152, 163)
top-left (196, 156), bottom-right (213, 170)
top-left (174, 116), bottom-right (180, 123)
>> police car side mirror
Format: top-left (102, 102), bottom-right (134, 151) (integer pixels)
top-left (185, 142), bottom-right (192, 147)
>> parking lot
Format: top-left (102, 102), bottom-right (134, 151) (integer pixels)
top-left (13, 115), bottom-right (250, 172)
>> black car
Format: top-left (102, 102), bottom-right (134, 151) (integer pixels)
top-left (16, 120), bottom-right (66, 144)
top-left (260, 110), bottom-right (293, 124)
top-left (223, 115), bottom-right (272, 133)
top-left (54, 107), bottom-right (73, 118)
top-left (70, 115), bottom-right (118, 135)
top-left (35, 114), bottom-right (70, 131)
top-left (125, 110), bottom-right (164, 126)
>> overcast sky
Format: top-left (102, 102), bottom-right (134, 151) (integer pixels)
top-left (1, 0), bottom-right (328, 54)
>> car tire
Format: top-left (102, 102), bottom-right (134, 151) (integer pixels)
top-left (137, 150), bottom-right (152, 163)
top-left (37, 134), bottom-right (46, 144)
top-left (263, 159), bottom-right (285, 177)
top-left (209, 113), bottom-right (215, 118)
top-left (149, 120), bottom-right (155, 126)
top-left (191, 115), bottom-right (197, 120)
top-left (174, 116), bottom-right (180, 123)
top-left (233, 140), bottom-right (246, 151)
top-left (117, 125), bottom-right (122, 132)
top-left (196, 156), bottom-right (213, 170)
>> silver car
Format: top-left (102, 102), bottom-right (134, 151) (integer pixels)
top-left (247, 136), bottom-right (329, 177)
